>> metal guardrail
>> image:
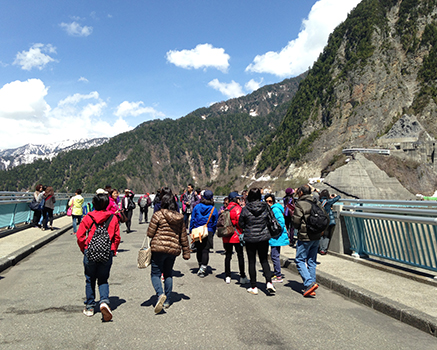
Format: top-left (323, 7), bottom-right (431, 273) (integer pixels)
top-left (340, 199), bottom-right (437, 208)
top-left (0, 192), bottom-right (94, 230)
top-left (340, 201), bottom-right (437, 273)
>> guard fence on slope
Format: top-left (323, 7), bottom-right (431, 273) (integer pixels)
top-left (339, 199), bottom-right (437, 273)
top-left (0, 191), bottom-right (94, 231)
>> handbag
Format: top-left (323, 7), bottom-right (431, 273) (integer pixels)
top-left (191, 208), bottom-right (214, 243)
top-left (67, 200), bottom-right (74, 216)
top-left (267, 206), bottom-right (283, 238)
top-left (119, 210), bottom-right (128, 223)
top-left (137, 235), bottom-right (152, 269)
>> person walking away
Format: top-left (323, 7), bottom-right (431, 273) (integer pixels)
top-left (77, 193), bottom-right (120, 321)
top-left (293, 184), bottom-right (324, 297)
top-left (318, 190), bottom-right (341, 255)
top-left (69, 189), bottom-right (84, 234)
top-left (146, 190), bottom-right (190, 313)
top-left (42, 186), bottom-right (56, 231)
top-left (283, 188), bottom-right (296, 247)
top-left (238, 188), bottom-right (276, 295)
top-left (138, 193), bottom-right (151, 224)
top-left (121, 189), bottom-right (135, 233)
top-left (182, 184), bottom-right (195, 229)
top-left (189, 190), bottom-right (218, 278)
top-left (31, 184), bottom-right (44, 228)
top-left (264, 193), bottom-right (289, 283)
top-left (222, 192), bottom-right (249, 284)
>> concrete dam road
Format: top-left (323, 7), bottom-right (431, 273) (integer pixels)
top-left (0, 215), bottom-right (435, 349)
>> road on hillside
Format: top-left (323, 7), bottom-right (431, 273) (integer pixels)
top-left (0, 209), bottom-right (435, 349)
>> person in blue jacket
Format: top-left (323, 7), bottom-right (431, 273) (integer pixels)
top-left (189, 190), bottom-right (218, 278)
top-left (265, 193), bottom-right (289, 283)
top-left (318, 189), bottom-right (341, 255)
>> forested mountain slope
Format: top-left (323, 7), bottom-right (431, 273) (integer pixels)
top-left (245, 0), bottom-right (437, 195)
top-left (0, 75), bottom-right (305, 193)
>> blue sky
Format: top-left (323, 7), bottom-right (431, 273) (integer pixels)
top-left (0, 0), bottom-right (361, 149)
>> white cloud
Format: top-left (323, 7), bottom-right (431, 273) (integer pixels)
top-left (0, 79), bottom-right (50, 120)
top-left (78, 77), bottom-right (89, 83)
top-left (246, 0), bottom-right (362, 77)
top-left (58, 91), bottom-right (99, 106)
top-left (208, 79), bottom-right (245, 99)
top-left (13, 43), bottom-right (57, 71)
top-left (166, 43), bottom-right (230, 73)
top-left (60, 21), bottom-right (93, 36)
top-left (114, 101), bottom-right (165, 119)
top-left (245, 78), bottom-right (264, 92)
top-left (0, 79), bottom-right (134, 149)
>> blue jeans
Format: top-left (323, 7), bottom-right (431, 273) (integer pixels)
top-left (72, 215), bottom-right (82, 233)
top-left (150, 252), bottom-right (176, 303)
top-left (295, 240), bottom-right (319, 288)
top-left (83, 250), bottom-right (113, 308)
top-left (270, 246), bottom-right (282, 277)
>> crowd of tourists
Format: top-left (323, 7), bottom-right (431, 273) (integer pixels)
top-left (59, 181), bottom-right (339, 321)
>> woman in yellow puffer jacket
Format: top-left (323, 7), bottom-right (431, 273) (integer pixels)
top-left (69, 189), bottom-right (85, 234)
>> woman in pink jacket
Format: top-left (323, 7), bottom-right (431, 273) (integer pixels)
top-left (222, 191), bottom-right (249, 285)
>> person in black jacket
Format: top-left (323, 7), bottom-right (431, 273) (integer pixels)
top-left (238, 188), bottom-right (276, 295)
top-left (121, 189), bottom-right (135, 233)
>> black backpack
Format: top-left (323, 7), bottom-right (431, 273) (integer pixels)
top-left (304, 199), bottom-right (329, 238)
top-left (86, 215), bottom-right (114, 263)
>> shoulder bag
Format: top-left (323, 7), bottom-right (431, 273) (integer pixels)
top-left (137, 235), bottom-right (152, 269)
top-left (267, 206), bottom-right (283, 238)
top-left (67, 199), bottom-right (74, 216)
top-left (191, 208), bottom-right (214, 243)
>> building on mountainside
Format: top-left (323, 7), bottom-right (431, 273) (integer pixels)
top-left (377, 115), bottom-right (435, 166)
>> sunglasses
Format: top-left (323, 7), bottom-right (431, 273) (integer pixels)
top-left (266, 199), bottom-right (273, 203)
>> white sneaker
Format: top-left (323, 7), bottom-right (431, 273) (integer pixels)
top-left (100, 302), bottom-right (113, 321)
top-left (154, 294), bottom-right (167, 314)
top-left (83, 308), bottom-right (94, 317)
top-left (225, 276), bottom-right (231, 284)
top-left (247, 287), bottom-right (258, 295)
top-left (239, 276), bottom-right (250, 285)
top-left (267, 282), bottom-right (276, 293)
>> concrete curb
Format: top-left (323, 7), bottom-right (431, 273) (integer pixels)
top-left (280, 255), bottom-right (437, 337)
top-left (0, 224), bottom-right (72, 274)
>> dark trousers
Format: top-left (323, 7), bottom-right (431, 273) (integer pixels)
top-left (32, 209), bottom-right (42, 226)
top-left (245, 240), bottom-right (272, 288)
top-left (183, 212), bottom-right (191, 230)
top-left (42, 207), bottom-right (54, 229)
top-left (125, 209), bottom-right (133, 232)
top-left (195, 240), bottom-right (209, 267)
top-left (224, 242), bottom-right (246, 278)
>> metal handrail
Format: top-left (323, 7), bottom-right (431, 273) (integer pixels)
top-left (342, 205), bottom-right (437, 217)
top-left (341, 210), bottom-right (437, 225)
top-left (340, 199), bottom-right (437, 207)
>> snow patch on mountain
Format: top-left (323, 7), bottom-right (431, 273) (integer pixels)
top-left (0, 138), bottom-right (109, 170)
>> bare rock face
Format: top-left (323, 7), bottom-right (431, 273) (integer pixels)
top-left (382, 115), bottom-right (425, 139)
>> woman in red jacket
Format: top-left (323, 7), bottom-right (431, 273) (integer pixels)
top-left (222, 191), bottom-right (249, 285)
top-left (77, 193), bottom-right (121, 322)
